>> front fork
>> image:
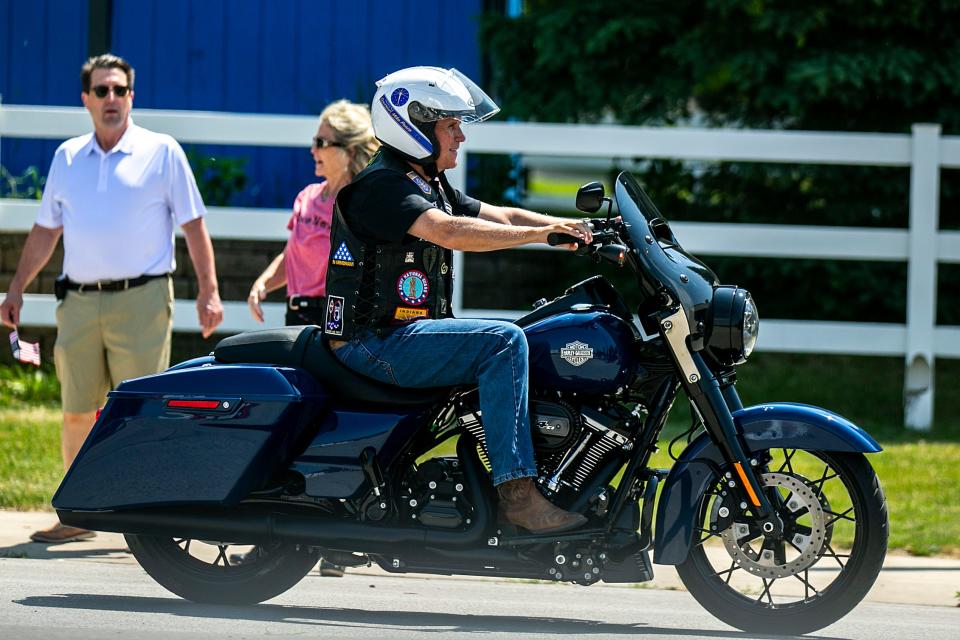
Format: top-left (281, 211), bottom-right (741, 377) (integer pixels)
top-left (658, 308), bottom-right (784, 537)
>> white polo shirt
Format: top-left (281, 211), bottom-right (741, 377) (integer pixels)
top-left (36, 119), bottom-right (206, 283)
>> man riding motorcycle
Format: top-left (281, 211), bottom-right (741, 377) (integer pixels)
top-left (323, 66), bottom-right (590, 534)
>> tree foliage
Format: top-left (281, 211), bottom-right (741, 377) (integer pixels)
top-left (479, 1), bottom-right (960, 323)
top-left (481, 0), bottom-right (960, 132)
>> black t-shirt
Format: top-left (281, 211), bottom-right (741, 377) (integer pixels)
top-left (339, 166), bottom-right (481, 246)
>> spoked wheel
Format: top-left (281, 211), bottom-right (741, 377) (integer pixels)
top-left (125, 534), bottom-right (320, 604)
top-left (675, 450), bottom-right (888, 635)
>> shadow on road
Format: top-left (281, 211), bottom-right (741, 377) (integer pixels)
top-left (14, 593), bottom-right (849, 639)
top-left (0, 541), bottom-right (130, 561)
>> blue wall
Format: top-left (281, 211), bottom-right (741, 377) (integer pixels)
top-left (1, 0), bottom-right (484, 207)
top-left (1, 0), bottom-right (90, 191)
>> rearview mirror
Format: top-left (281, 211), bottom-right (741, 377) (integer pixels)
top-left (575, 182), bottom-right (605, 213)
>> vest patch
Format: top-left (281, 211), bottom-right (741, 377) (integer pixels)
top-left (397, 270), bottom-right (429, 305)
top-left (325, 296), bottom-right (345, 336)
top-left (404, 251), bottom-right (415, 263)
top-left (406, 171), bottom-right (432, 195)
top-left (332, 241), bottom-right (355, 267)
top-left (394, 306), bottom-right (429, 321)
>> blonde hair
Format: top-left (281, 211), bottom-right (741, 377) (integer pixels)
top-left (320, 100), bottom-right (380, 177)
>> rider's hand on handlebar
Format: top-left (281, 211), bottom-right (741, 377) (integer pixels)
top-left (543, 219), bottom-right (593, 250)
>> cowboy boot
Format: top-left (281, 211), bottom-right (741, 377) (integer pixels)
top-left (496, 477), bottom-right (588, 534)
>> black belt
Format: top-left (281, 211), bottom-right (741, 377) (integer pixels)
top-left (64, 273), bottom-right (169, 293)
top-left (287, 295), bottom-right (325, 311)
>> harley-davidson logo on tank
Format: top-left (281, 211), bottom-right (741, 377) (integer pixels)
top-left (560, 341), bottom-right (594, 366)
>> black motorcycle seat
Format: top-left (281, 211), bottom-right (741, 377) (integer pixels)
top-left (213, 326), bottom-right (449, 407)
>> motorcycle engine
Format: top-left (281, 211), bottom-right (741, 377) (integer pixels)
top-left (398, 457), bottom-right (473, 528)
top-left (458, 396), bottom-right (632, 499)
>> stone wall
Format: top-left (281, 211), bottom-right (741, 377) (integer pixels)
top-left (1, 233), bottom-right (285, 363)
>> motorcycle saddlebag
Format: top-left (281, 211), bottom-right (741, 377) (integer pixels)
top-left (52, 363), bottom-right (326, 511)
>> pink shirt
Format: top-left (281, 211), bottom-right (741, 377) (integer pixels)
top-left (284, 182), bottom-right (334, 297)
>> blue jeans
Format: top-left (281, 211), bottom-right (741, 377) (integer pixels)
top-left (333, 318), bottom-right (537, 485)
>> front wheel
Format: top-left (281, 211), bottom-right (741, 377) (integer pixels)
top-left (126, 534), bottom-right (320, 604)
top-left (676, 450), bottom-right (888, 635)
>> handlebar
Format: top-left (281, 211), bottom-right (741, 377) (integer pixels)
top-left (548, 224), bottom-right (628, 263)
top-left (546, 232), bottom-right (583, 247)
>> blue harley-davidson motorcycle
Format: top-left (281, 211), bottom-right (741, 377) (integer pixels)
top-left (53, 173), bottom-right (887, 634)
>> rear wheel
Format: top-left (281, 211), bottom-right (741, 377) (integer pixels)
top-left (675, 450), bottom-right (887, 635)
top-left (126, 534), bottom-right (319, 604)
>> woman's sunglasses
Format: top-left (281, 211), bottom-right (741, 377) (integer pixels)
top-left (90, 85), bottom-right (130, 98)
top-left (313, 136), bottom-right (343, 149)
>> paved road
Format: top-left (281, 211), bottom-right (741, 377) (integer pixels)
top-left (1, 558), bottom-right (956, 640)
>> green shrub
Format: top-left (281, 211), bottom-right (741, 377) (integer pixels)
top-left (0, 363), bottom-right (60, 408)
top-left (0, 165), bottom-right (45, 200)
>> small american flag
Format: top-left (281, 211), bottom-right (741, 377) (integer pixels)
top-left (9, 330), bottom-right (41, 367)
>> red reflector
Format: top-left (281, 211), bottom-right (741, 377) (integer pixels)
top-left (95, 407), bottom-right (103, 420)
top-left (167, 399), bottom-right (221, 409)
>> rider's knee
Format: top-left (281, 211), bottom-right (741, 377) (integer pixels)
top-left (498, 322), bottom-right (528, 357)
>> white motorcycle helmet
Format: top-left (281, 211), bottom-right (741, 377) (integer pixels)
top-left (371, 66), bottom-right (500, 173)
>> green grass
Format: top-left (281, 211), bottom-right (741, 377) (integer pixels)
top-left (2, 355), bottom-right (958, 555)
top-left (0, 403), bottom-right (63, 509)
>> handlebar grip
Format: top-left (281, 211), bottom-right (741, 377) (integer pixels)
top-left (547, 232), bottom-right (581, 246)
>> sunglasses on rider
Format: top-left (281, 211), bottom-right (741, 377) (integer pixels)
top-left (312, 136), bottom-right (343, 149)
top-left (90, 84), bottom-right (130, 98)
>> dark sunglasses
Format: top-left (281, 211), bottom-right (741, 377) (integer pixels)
top-left (312, 135), bottom-right (343, 149)
top-left (90, 84), bottom-right (130, 98)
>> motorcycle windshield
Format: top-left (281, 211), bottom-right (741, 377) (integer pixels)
top-left (615, 172), bottom-right (718, 321)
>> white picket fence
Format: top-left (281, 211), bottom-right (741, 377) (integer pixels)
top-left (1, 104), bottom-right (958, 430)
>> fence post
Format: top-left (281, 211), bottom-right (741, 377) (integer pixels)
top-left (904, 124), bottom-right (941, 430)
top-left (445, 158), bottom-right (467, 316)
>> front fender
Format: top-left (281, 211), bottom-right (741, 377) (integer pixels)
top-left (652, 402), bottom-right (881, 565)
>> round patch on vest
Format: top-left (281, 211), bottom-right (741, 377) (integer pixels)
top-left (391, 87), bottom-right (409, 107)
top-left (397, 270), bottom-right (429, 306)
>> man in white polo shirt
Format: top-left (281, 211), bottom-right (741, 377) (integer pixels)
top-left (0, 53), bottom-right (224, 543)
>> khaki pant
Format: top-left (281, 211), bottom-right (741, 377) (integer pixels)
top-left (54, 276), bottom-right (174, 413)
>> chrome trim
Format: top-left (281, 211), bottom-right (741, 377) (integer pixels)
top-left (580, 414), bottom-right (629, 446)
top-left (545, 434), bottom-right (592, 492)
top-left (660, 307), bottom-right (701, 384)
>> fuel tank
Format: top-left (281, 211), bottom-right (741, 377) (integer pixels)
top-left (522, 309), bottom-right (638, 395)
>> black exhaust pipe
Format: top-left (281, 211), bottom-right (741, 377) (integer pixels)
top-left (58, 437), bottom-right (494, 554)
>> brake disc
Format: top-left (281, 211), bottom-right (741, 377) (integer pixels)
top-left (719, 472), bottom-right (827, 579)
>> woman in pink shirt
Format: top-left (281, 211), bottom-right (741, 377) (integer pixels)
top-left (244, 100), bottom-right (377, 577)
top-left (248, 100), bottom-right (379, 326)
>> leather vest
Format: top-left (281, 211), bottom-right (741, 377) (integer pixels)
top-left (323, 150), bottom-right (455, 340)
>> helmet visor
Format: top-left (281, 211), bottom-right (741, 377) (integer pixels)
top-left (450, 68), bottom-right (500, 124)
top-left (408, 68), bottom-right (500, 125)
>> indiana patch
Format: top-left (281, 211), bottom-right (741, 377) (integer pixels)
top-left (324, 296), bottom-right (345, 336)
top-left (394, 306), bottom-right (428, 321)
top-left (332, 241), bottom-right (355, 267)
top-left (397, 270), bottom-right (429, 305)
top-left (406, 171), bottom-right (432, 195)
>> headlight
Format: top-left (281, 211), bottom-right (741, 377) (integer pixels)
top-left (704, 286), bottom-right (760, 367)
top-left (742, 294), bottom-right (759, 360)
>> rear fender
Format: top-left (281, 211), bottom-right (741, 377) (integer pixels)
top-left (653, 402), bottom-right (881, 565)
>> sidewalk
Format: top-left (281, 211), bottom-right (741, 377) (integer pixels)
top-left (2, 510), bottom-right (957, 607)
